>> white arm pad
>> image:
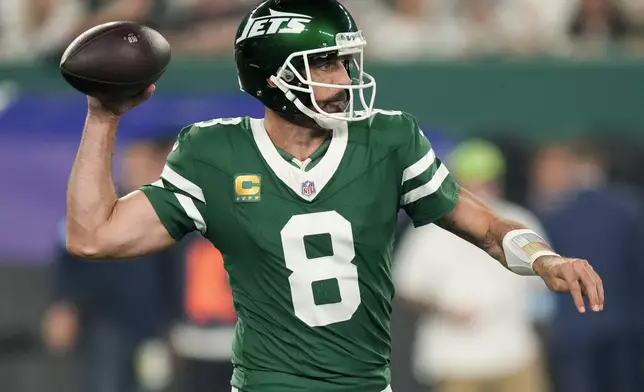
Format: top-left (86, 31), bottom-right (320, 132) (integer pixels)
top-left (502, 229), bottom-right (559, 276)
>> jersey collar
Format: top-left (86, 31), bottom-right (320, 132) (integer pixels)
top-left (274, 138), bottom-right (331, 172)
top-left (250, 118), bottom-right (348, 202)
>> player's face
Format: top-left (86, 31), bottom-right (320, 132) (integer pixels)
top-left (308, 54), bottom-right (351, 114)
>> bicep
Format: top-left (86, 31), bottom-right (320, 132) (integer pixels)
top-left (94, 190), bottom-right (175, 259)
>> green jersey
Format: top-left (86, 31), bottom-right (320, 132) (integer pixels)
top-left (141, 110), bottom-right (460, 392)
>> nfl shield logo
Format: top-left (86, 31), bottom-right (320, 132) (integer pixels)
top-left (301, 180), bottom-right (316, 196)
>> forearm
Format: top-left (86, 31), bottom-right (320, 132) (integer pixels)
top-left (481, 217), bottom-right (527, 268)
top-left (440, 216), bottom-right (524, 268)
top-left (66, 113), bottom-right (119, 253)
top-left (436, 189), bottom-right (528, 268)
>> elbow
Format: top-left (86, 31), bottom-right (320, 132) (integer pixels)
top-left (66, 240), bottom-right (103, 260)
top-left (65, 233), bottom-right (106, 260)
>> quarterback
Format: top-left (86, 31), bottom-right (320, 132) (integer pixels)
top-left (66, 1), bottom-right (604, 391)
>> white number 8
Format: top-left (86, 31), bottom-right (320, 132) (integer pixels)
top-left (280, 211), bottom-right (361, 327)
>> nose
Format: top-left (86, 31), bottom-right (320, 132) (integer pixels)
top-left (335, 61), bottom-right (351, 86)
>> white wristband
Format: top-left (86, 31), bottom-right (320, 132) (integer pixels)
top-left (502, 229), bottom-right (559, 276)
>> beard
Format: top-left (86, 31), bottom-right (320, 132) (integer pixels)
top-left (277, 89), bottom-right (350, 132)
top-left (316, 90), bottom-right (349, 114)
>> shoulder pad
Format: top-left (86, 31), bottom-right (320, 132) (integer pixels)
top-left (175, 117), bottom-right (249, 147)
top-left (369, 109), bottom-right (416, 128)
top-left (171, 117), bottom-right (252, 167)
top-left (192, 117), bottom-right (245, 129)
top-left (364, 109), bottom-right (420, 145)
top-left (371, 109), bottom-right (405, 117)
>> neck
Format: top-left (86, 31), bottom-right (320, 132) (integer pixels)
top-left (264, 109), bottom-right (331, 162)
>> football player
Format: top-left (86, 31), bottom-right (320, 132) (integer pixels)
top-left (66, 1), bottom-right (604, 391)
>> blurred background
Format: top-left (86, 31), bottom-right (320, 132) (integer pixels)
top-left (1, 0), bottom-right (644, 392)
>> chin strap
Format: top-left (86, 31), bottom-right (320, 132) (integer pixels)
top-left (269, 75), bottom-right (347, 130)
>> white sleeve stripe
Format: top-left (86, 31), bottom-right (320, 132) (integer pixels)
top-left (160, 165), bottom-right (206, 204)
top-left (401, 149), bottom-right (436, 184)
top-left (175, 193), bottom-right (207, 234)
top-left (148, 179), bottom-right (206, 234)
top-left (401, 164), bottom-right (450, 205)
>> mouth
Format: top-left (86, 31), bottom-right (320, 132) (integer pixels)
top-left (320, 90), bottom-right (349, 113)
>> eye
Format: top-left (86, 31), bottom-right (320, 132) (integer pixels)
top-left (318, 60), bottom-right (333, 71)
top-left (309, 52), bottom-right (343, 72)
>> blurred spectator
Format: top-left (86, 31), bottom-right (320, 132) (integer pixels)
top-left (356, 0), bottom-right (577, 59)
top-left (568, 0), bottom-right (631, 55)
top-left (42, 136), bottom-right (180, 392)
top-left (569, 0), bottom-right (629, 39)
top-left (43, 0), bottom-right (163, 62)
top-left (160, 0), bottom-right (261, 56)
top-left (619, 0), bottom-right (644, 39)
top-left (394, 139), bottom-right (552, 392)
top-left (0, 0), bottom-right (165, 63)
top-left (0, 0), bottom-right (82, 61)
top-left (529, 141), bottom-right (644, 392)
top-left (66, 0), bottom-right (160, 37)
top-left (5, 0), bottom-right (257, 62)
top-left (169, 236), bottom-right (236, 392)
top-left (5, 0), bottom-right (644, 62)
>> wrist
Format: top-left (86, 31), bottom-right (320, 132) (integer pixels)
top-left (87, 109), bottom-right (121, 125)
top-left (532, 257), bottom-right (546, 276)
top-left (502, 229), bottom-right (558, 276)
top-left (532, 254), bottom-right (559, 276)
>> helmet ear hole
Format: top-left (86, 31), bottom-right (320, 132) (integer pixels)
top-left (283, 69), bottom-right (296, 82)
top-left (267, 78), bottom-right (277, 88)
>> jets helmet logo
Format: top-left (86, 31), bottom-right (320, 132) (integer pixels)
top-left (236, 9), bottom-right (312, 44)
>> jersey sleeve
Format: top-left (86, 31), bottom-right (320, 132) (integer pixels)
top-left (397, 113), bottom-right (461, 227)
top-left (140, 125), bottom-right (209, 241)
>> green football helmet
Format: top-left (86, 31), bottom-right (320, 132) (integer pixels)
top-left (234, 0), bottom-right (376, 128)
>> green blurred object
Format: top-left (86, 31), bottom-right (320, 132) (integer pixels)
top-left (448, 139), bottom-right (506, 182)
top-left (2, 58), bottom-right (644, 140)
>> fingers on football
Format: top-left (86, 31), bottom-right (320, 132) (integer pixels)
top-left (562, 264), bottom-right (585, 313)
top-left (573, 259), bottom-right (601, 312)
top-left (132, 84), bottom-right (156, 106)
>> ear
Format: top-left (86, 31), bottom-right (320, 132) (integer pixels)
top-left (267, 78), bottom-right (277, 88)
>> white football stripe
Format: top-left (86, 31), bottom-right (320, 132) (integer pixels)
top-left (401, 149), bottom-right (436, 184)
top-left (401, 164), bottom-right (450, 205)
top-left (175, 193), bottom-right (207, 234)
top-left (160, 165), bottom-right (205, 204)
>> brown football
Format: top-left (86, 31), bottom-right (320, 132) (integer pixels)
top-left (60, 21), bottom-right (171, 100)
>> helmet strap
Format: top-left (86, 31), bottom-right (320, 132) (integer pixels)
top-left (269, 75), bottom-right (345, 130)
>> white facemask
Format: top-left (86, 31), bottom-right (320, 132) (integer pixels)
top-left (269, 30), bottom-right (377, 129)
